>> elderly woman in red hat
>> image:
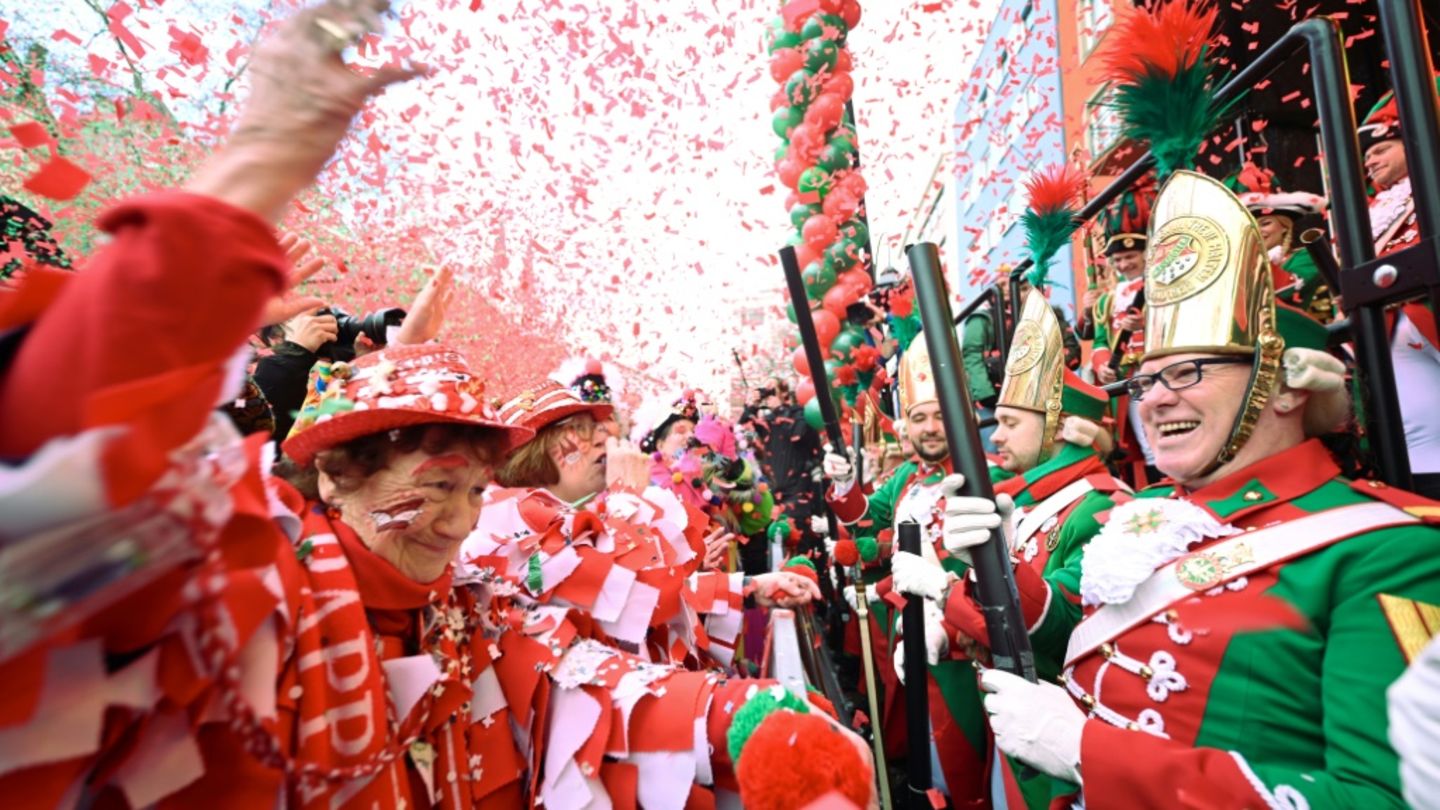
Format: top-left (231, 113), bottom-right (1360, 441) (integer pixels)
top-left (464, 380), bottom-right (819, 669)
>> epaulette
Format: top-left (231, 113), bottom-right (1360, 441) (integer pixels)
top-left (1350, 478), bottom-right (1440, 525)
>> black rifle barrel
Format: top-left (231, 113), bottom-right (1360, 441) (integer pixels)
top-left (897, 520), bottom-right (933, 806)
top-left (906, 242), bottom-right (1037, 681)
top-left (780, 246), bottom-right (847, 450)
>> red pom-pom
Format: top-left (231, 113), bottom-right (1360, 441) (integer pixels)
top-left (736, 711), bottom-right (873, 810)
top-left (833, 539), bottom-right (860, 567)
top-left (584, 358), bottom-right (604, 375)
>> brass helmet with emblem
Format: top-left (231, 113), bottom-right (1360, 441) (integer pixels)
top-left (897, 336), bottom-right (939, 418)
top-left (998, 290), bottom-right (1109, 459)
top-left (1003, 162), bottom-right (1108, 459)
top-left (1142, 171), bottom-right (1330, 475)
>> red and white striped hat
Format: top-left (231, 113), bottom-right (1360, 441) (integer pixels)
top-left (496, 380), bottom-right (614, 435)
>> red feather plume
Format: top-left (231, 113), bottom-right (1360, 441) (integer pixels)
top-left (1097, 0), bottom-right (1221, 84)
top-left (1023, 162), bottom-right (1087, 216)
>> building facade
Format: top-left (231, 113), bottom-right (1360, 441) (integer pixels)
top-left (950, 0), bottom-right (1075, 317)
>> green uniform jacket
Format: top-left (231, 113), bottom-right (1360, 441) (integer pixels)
top-left (1055, 439), bottom-right (1440, 809)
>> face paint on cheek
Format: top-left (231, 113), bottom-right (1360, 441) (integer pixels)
top-left (556, 433), bottom-right (583, 467)
top-left (412, 454), bottom-right (471, 476)
top-left (370, 496), bottom-right (426, 532)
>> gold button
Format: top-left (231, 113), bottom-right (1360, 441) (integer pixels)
top-left (1081, 695), bottom-right (1096, 709)
top-left (1057, 673), bottom-right (1069, 686)
top-left (1101, 643), bottom-right (1114, 658)
top-left (1139, 665), bottom-right (1154, 680)
top-left (1127, 722), bottom-right (1140, 731)
top-left (1243, 491), bottom-right (1263, 502)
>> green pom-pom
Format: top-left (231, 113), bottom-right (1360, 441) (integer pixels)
top-left (856, 536), bottom-right (879, 563)
top-left (726, 686), bottom-right (812, 764)
top-left (768, 518), bottom-right (793, 544)
top-left (784, 555), bottom-right (817, 572)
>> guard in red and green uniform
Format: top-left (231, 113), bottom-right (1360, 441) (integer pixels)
top-left (1091, 179), bottom-right (1158, 486)
top-left (822, 337), bottom-right (993, 807)
top-left (893, 172), bottom-right (1134, 808)
top-left (1228, 162), bottom-right (1334, 322)
top-left (966, 168), bottom-right (1440, 810)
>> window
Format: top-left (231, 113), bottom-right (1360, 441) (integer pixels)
top-left (1078, 0), bottom-right (1114, 59)
top-left (1085, 85), bottom-right (1123, 157)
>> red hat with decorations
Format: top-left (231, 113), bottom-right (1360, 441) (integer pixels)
top-left (496, 379), bottom-right (614, 434)
top-left (282, 344), bottom-right (532, 467)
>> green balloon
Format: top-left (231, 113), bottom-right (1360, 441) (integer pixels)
top-left (767, 18), bottom-right (803, 53)
top-left (775, 143), bottom-right (789, 163)
top-left (802, 13), bottom-right (848, 44)
top-left (803, 397), bottom-right (824, 430)
top-left (804, 39), bottom-right (839, 73)
top-left (842, 220), bottom-right (869, 250)
top-left (802, 261), bottom-right (837, 297)
top-left (785, 69), bottom-right (819, 107)
top-left (816, 140), bottom-right (854, 173)
top-left (772, 105), bottom-right (803, 139)
top-left (797, 167), bottom-right (832, 197)
top-left (823, 239), bottom-right (856, 274)
top-left (786, 301), bottom-right (799, 323)
top-left (790, 203), bottom-right (822, 231)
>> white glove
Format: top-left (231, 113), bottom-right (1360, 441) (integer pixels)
top-left (940, 473), bottom-right (1016, 564)
top-left (891, 550), bottom-right (951, 601)
top-left (981, 669), bottom-right (1086, 783)
top-left (810, 514), bottom-right (831, 536)
top-left (823, 448), bottom-right (856, 490)
top-left (893, 599), bottom-right (949, 682)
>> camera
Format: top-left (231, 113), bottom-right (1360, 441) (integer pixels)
top-left (315, 306), bottom-right (406, 362)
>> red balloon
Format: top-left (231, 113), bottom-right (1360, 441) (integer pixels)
top-left (796, 378), bottom-right (816, 405)
top-left (788, 123), bottom-right (823, 163)
top-left (840, 170), bottom-right (867, 198)
top-left (813, 309), bottom-right (841, 347)
top-left (784, 191), bottom-right (801, 211)
top-left (777, 158), bottom-right (804, 190)
top-left (802, 214), bottom-right (840, 250)
top-left (769, 48), bottom-right (805, 84)
top-left (837, 268), bottom-right (871, 294)
top-left (806, 93), bottom-right (845, 133)
top-left (794, 241), bottom-right (821, 270)
top-left (822, 71), bottom-right (853, 101)
top-left (792, 345), bottom-right (811, 376)
top-left (822, 189), bottom-right (859, 220)
top-left (834, 50), bottom-right (853, 74)
top-left (585, 358), bottom-right (604, 375)
top-left (823, 284), bottom-right (858, 317)
top-left (840, 0), bottom-right (861, 29)
top-left (818, 0), bottom-right (844, 12)
top-left (770, 88), bottom-right (789, 112)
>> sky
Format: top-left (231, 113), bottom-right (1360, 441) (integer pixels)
top-left (4, 0), bottom-right (1005, 404)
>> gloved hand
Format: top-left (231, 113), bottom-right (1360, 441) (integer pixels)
top-left (940, 473), bottom-right (1016, 564)
top-left (893, 599), bottom-right (950, 682)
top-left (822, 447), bottom-right (856, 490)
top-left (891, 550), bottom-right (952, 602)
top-left (980, 669), bottom-right (1086, 783)
top-left (810, 514), bottom-right (830, 537)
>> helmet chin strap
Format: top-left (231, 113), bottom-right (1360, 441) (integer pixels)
top-left (1208, 335), bottom-right (1284, 478)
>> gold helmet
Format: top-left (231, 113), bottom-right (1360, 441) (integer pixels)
top-left (1142, 170), bottom-right (1284, 474)
top-left (897, 338), bottom-right (939, 418)
top-left (998, 290), bottom-right (1108, 459)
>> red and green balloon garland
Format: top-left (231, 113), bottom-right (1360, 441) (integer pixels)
top-left (766, 0), bottom-right (877, 431)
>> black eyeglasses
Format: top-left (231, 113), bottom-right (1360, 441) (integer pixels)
top-left (1122, 357), bottom-right (1252, 401)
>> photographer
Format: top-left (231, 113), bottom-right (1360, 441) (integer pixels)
top-left (255, 264), bottom-right (453, 442)
top-left (744, 376), bottom-right (824, 532)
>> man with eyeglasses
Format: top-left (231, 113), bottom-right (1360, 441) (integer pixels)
top-left (937, 171), bottom-right (1440, 808)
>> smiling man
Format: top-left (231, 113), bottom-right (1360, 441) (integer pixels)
top-left (948, 170), bottom-right (1440, 809)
